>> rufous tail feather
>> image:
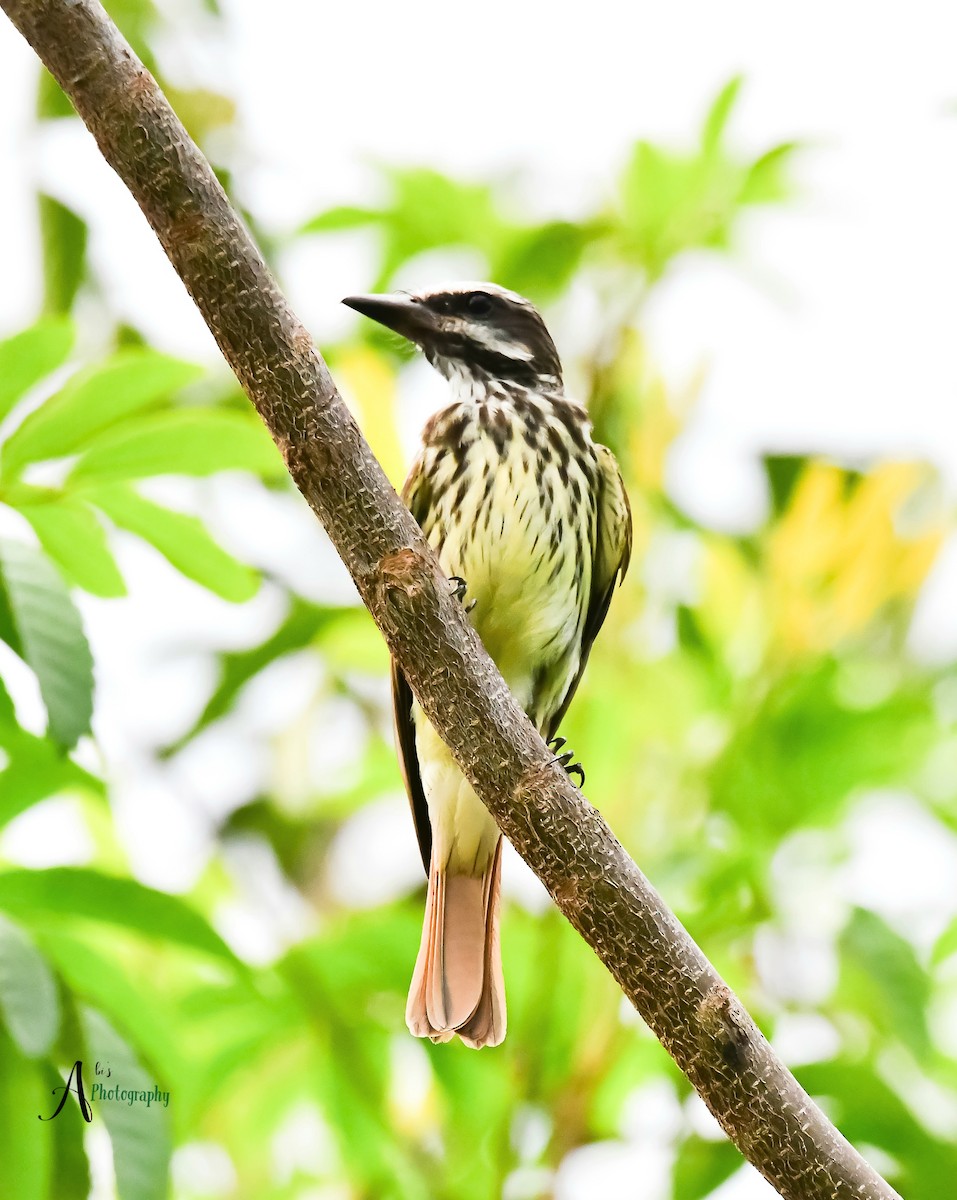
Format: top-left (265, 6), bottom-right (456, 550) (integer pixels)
top-left (406, 838), bottom-right (505, 1048)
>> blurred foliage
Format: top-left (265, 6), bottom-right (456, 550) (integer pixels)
top-left (1, 25), bottom-right (956, 1200)
top-left (33, 0), bottom-right (234, 319)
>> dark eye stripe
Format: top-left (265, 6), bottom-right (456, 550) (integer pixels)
top-left (419, 287), bottom-right (563, 382)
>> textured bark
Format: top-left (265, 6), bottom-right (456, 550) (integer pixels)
top-left (1, 3), bottom-right (901, 1197)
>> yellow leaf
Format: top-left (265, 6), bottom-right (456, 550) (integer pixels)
top-left (769, 462), bottom-right (845, 586)
top-left (767, 458), bottom-right (946, 653)
top-left (894, 531), bottom-right (945, 597)
top-left (336, 347), bottom-right (405, 487)
top-left (632, 381), bottom-right (680, 492)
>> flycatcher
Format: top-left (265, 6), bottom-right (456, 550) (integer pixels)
top-left (344, 283), bottom-right (631, 1047)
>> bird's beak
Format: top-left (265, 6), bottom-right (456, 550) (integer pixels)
top-left (342, 292), bottom-right (437, 342)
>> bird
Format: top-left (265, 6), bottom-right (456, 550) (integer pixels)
top-left (342, 282), bottom-right (632, 1048)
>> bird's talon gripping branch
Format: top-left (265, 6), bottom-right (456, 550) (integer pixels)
top-left (448, 575), bottom-right (478, 614)
top-left (450, 576), bottom-right (479, 614)
top-left (548, 736), bottom-right (584, 785)
top-left (552, 748), bottom-right (586, 788)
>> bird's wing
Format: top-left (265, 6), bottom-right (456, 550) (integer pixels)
top-left (544, 444), bottom-right (632, 742)
top-left (392, 453), bottom-right (433, 875)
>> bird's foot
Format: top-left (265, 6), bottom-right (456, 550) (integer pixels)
top-left (547, 737), bottom-right (585, 787)
top-left (448, 575), bottom-right (477, 613)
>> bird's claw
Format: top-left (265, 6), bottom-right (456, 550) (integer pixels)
top-left (448, 575), bottom-right (477, 613)
top-left (548, 738), bottom-right (585, 787)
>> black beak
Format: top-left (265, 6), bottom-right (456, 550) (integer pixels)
top-left (342, 292), bottom-right (437, 342)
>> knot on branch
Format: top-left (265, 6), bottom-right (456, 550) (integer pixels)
top-left (513, 755), bottom-right (554, 796)
top-left (166, 209), bottom-right (207, 253)
top-left (698, 982), bottom-right (753, 1071)
top-left (552, 870), bottom-right (583, 912)
top-left (377, 547), bottom-right (430, 610)
top-left (512, 755), bottom-right (572, 822)
top-left (278, 427), bottom-right (331, 480)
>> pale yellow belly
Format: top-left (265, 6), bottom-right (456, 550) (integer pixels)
top-left (415, 435), bottom-right (592, 875)
top-left (412, 713), bottom-right (501, 874)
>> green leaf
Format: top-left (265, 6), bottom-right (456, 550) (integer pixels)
top-left (0, 720), bottom-right (103, 829)
top-left (36, 67), bottom-right (74, 119)
top-left (0, 1029), bottom-right (51, 1200)
top-left (163, 85), bottom-right (236, 144)
top-left (740, 142), bottom-right (798, 205)
top-left (619, 142), bottom-right (703, 277)
top-left (616, 80), bottom-right (794, 278)
top-left (763, 453), bottom-right (807, 517)
top-left (313, 606), bottom-right (388, 674)
top-left (16, 498), bottom-right (126, 598)
top-left (2, 350), bottom-right (202, 477)
top-left (710, 662), bottom-right (935, 838)
top-left (319, 1028), bottom-right (427, 1198)
top-left (38, 194), bottom-right (89, 317)
top-left (0, 868), bottom-right (243, 968)
top-left (931, 917), bottom-right (957, 967)
top-left (79, 1007), bottom-right (171, 1200)
top-left (284, 906), bottom-right (421, 1005)
top-left (838, 907), bottom-right (931, 1057)
top-left (494, 221), bottom-right (595, 300)
top-left (589, 1034), bottom-right (668, 1137)
top-left (169, 596), bottom-right (350, 748)
top-left (281, 923), bottom-right (428, 1198)
top-left (47, 1060), bottom-right (92, 1200)
top-left (300, 205), bottom-right (379, 233)
top-left (621, 137), bottom-right (745, 275)
top-left (701, 76), bottom-right (743, 156)
top-left (0, 914), bottom-right (60, 1058)
top-left (171, 975), bottom-right (299, 1120)
top-left (35, 931), bottom-right (187, 1100)
top-left (0, 539), bottom-right (94, 748)
top-left (0, 319), bottom-right (73, 425)
top-left (90, 484), bottom-right (257, 602)
top-left (798, 1059), bottom-right (957, 1197)
top-left (673, 1136), bottom-right (742, 1200)
top-left (68, 409), bottom-right (284, 484)
top-left (425, 1045), bottom-right (513, 1200)
top-left (371, 166), bottom-right (505, 287)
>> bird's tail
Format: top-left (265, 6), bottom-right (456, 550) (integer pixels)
top-left (406, 837), bottom-right (505, 1048)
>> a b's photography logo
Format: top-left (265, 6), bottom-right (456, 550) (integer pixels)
top-left (38, 1060), bottom-right (170, 1123)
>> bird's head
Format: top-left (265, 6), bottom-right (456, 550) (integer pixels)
top-left (343, 282), bottom-right (562, 388)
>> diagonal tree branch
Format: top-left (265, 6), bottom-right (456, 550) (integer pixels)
top-left (0, 3), bottom-right (901, 1197)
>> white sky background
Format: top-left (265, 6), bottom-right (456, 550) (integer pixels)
top-left (3, 2), bottom-right (957, 1196)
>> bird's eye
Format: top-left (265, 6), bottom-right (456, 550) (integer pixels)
top-left (467, 292), bottom-right (493, 317)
